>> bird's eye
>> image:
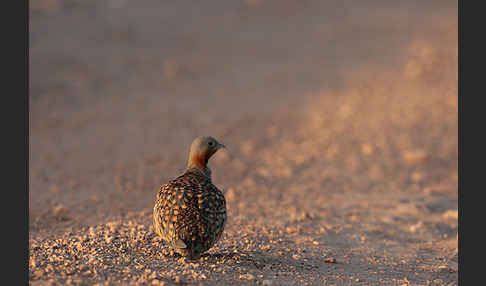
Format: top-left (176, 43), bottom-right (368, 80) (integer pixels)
top-left (208, 141), bottom-right (214, 147)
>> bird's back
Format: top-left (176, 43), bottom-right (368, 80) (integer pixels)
top-left (153, 168), bottom-right (227, 259)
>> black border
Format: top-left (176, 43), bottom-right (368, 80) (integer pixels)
top-left (5, 0), bottom-right (29, 283)
top-left (24, 0), bottom-right (29, 284)
top-left (457, 0), bottom-right (462, 282)
top-left (26, 0), bottom-right (30, 282)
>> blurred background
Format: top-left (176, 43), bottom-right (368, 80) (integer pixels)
top-left (29, 0), bottom-right (457, 238)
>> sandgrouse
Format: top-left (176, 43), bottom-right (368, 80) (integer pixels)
top-left (153, 136), bottom-right (227, 260)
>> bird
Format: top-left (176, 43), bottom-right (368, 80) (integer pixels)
top-left (153, 136), bottom-right (227, 260)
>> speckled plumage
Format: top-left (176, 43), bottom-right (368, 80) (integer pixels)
top-left (153, 136), bottom-right (227, 260)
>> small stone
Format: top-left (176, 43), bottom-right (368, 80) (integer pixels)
top-left (225, 188), bottom-right (236, 202)
top-left (411, 171), bottom-right (423, 182)
top-left (240, 273), bottom-right (256, 281)
top-left (424, 185), bottom-right (451, 196)
top-left (402, 149), bottom-right (427, 164)
top-left (29, 256), bottom-right (36, 268)
top-left (262, 279), bottom-right (274, 286)
top-left (173, 276), bottom-right (182, 284)
top-left (299, 212), bottom-right (312, 220)
top-left (105, 235), bottom-right (114, 244)
top-left (442, 210), bottom-right (458, 220)
top-left (324, 258), bottom-right (337, 263)
top-left (286, 227), bottom-right (298, 234)
top-left (89, 227), bottom-right (96, 237)
top-left (52, 204), bottom-right (70, 220)
top-left (438, 265), bottom-right (457, 272)
top-left (409, 221), bottom-right (423, 232)
top-left (361, 144), bottom-right (374, 156)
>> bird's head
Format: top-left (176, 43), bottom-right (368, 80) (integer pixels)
top-left (187, 136), bottom-right (226, 170)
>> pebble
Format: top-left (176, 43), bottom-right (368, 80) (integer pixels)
top-left (442, 210), bottom-right (458, 220)
top-left (105, 235), bottom-right (114, 244)
top-left (225, 188), bottom-right (236, 202)
top-left (173, 276), bottom-right (183, 284)
top-left (240, 273), bottom-right (256, 281)
top-left (402, 149), bottom-right (427, 164)
top-left (262, 279), bottom-right (274, 286)
top-left (409, 221), bottom-right (423, 232)
top-left (52, 204), bottom-right (70, 219)
top-left (324, 258), bottom-right (337, 264)
top-left (152, 279), bottom-right (166, 285)
top-left (361, 144), bottom-right (374, 156)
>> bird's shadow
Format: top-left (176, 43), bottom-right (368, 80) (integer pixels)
top-left (150, 236), bottom-right (311, 272)
top-left (160, 249), bottom-right (240, 261)
top-left (152, 243), bottom-right (256, 264)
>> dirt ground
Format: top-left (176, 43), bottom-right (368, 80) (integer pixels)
top-left (29, 0), bottom-right (458, 285)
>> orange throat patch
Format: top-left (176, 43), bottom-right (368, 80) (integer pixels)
top-left (190, 152), bottom-right (208, 169)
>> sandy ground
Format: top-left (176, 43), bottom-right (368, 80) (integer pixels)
top-left (29, 0), bottom-right (457, 285)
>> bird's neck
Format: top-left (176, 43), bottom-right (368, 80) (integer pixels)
top-left (187, 152), bottom-right (208, 169)
top-left (186, 153), bottom-right (212, 178)
top-left (185, 165), bottom-right (212, 179)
